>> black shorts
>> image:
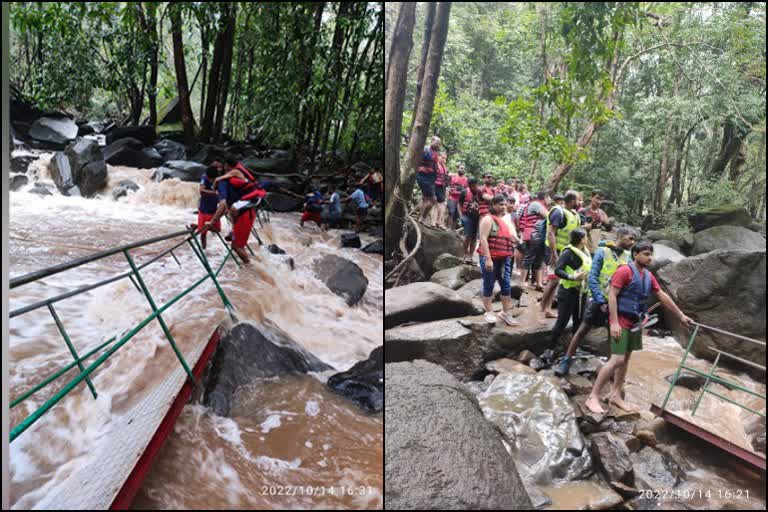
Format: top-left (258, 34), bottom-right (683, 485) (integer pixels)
top-left (583, 298), bottom-right (609, 327)
top-left (357, 207), bottom-right (369, 218)
top-left (416, 172), bottom-right (436, 198)
top-left (435, 184), bottom-right (446, 203)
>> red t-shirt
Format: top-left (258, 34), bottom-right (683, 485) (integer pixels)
top-left (448, 174), bottom-right (468, 200)
top-left (610, 264), bottom-right (660, 329)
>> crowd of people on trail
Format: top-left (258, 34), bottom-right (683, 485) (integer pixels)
top-left (193, 158), bottom-right (381, 263)
top-left (416, 135), bottom-right (693, 415)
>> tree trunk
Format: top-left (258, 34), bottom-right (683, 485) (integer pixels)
top-left (213, 4), bottom-right (236, 141)
top-left (202, 6), bottom-right (228, 142)
top-left (386, 2), bottom-right (451, 259)
top-left (727, 141), bottom-right (748, 182)
top-left (708, 119), bottom-right (751, 179)
top-left (408, 2), bottom-right (436, 138)
top-left (383, 2), bottom-right (417, 258)
top-left (295, 3), bottom-right (325, 170)
top-left (655, 117), bottom-right (675, 214)
top-left (171, 6), bottom-right (195, 146)
top-left (199, 21), bottom-right (209, 126)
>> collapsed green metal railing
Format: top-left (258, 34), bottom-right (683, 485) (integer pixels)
top-left (661, 321), bottom-right (766, 419)
top-left (9, 227), bottom-right (245, 443)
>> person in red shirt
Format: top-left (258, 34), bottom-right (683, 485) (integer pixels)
top-left (446, 164), bottom-right (468, 230)
top-left (477, 172), bottom-right (496, 217)
top-left (432, 152), bottom-right (449, 229)
top-left (584, 241), bottom-right (692, 414)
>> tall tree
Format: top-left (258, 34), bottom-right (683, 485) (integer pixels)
top-left (170, 4), bottom-right (195, 146)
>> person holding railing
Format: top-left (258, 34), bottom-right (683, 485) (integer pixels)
top-left (584, 241), bottom-right (692, 415)
top-left (195, 166), bottom-right (221, 249)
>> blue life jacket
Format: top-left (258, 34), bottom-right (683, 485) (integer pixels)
top-left (617, 262), bottom-right (652, 321)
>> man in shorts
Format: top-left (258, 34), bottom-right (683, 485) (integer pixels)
top-left (416, 135), bottom-right (441, 225)
top-left (446, 164), bottom-right (468, 230)
top-left (584, 241), bottom-right (691, 413)
top-left (457, 177), bottom-right (481, 264)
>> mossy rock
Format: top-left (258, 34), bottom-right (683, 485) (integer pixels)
top-left (688, 204), bottom-right (753, 232)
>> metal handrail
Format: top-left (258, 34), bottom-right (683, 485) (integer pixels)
top-left (9, 227), bottom-right (242, 443)
top-left (660, 322), bottom-right (766, 421)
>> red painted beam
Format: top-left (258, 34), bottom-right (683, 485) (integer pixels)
top-left (651, 404), bottom-right (766, 473)
top-left (110, 328), bottom-right (222, 510)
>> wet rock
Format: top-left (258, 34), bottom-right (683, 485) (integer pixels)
top-left (112, 180), bottom-right (139, 200)
top-left (267, 244), bottom-right (286, 255)
top-left (455, 278), bottom-right (523, 302)
top-left (105, 125), bottom-right (156, 146)
top-left (478, 372), bottom-right (593, 484)
top-left (745, 415), bottom-right (766, 454)
top-left (326, 346), bottom-right (382, 413)
top-left (385, 282), bottom-right (480, 329)
top-left (10, 174), bottom-right (29, 191)
top-left (692, 226), bottom-right (765, 255)
top-left (629, 446), bottom-right (685, 491)
top-left (241, 154), bottom-right (294, 174)
top-left (562, 374), bottom-right (593, 396)
top-left (340, 232), bottom-right (361, 248)
top-left (664, 371), bottom-right (707, 390)
top-left (190, 143), bottom-right (236, 165)
top-left (655, 239), bottom-right (682, 252)
top-left (11, 155), bottom-right (38, 174)
top-left (648, 243), bottom-right (685, 274)
top-left (433, 253), bottom-right (465, 272)
top-left (517, 350), bottom-right (536, 364)
top-left (49, 152), bottom-right (76, 192)
top-left (384, 320), bottom-right (493, 382)
top-left (361, 240), bottom-right (384, 255)
top-left (689, 204), bottom-right (753, 232)
top-left (386, 360), bottom-right (532, 509)
top-left (657, 250), bottom-right (766, 367)
top-left (591, 432), bottom-right (635, 485)
top-left (609, 481), bottom-right (641, 499)
top-left (28, 116), bottom-right (78, 145)
top-left (152, 160), bottom-right (207, 182)
top-left (29, 182), bottom-right (53, 196)
top-left (153, 139), bottom-right (187, 162)
top-left (78, 160), bottom-right (108, 197)
top-left (464, 380), bottom-right (489, 396)
top-left (529, 357), bottom-right (545, 371)
top-left (486, 358), bottom-right (536, 375)
top-left (312, 254), bottom-right (368, 306)
top-left (202, 323), bottom-right (333, 417)
top-left (430, 265), bottom-right (482, 290)
top-left (645, 229), bottom-right (694, 255)
top-left (265, 192), bottom-right (303, 212)
top-left (406, 222), bottom-right (464, 275)
top-left (104, 137), bottom-right (163, 168)
top-left (633, 429), bottom-right (658, 450)
top-left (570, 356), bottom-right (604, 378)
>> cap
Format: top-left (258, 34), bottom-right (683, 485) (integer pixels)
top-left (553, 193), bottom-right (564, 200)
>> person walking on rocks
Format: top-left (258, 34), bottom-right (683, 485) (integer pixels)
top-left (555, 228), bottom-right (635, 377)
top-left (416, 136), bottom-right (441, 226)
top-left (579, 191), bottom-right (609, 252)
top-left (458, 177), bottom-right (481, 264)
top-left (518, 190), bottom-right (549, 289)
top-left (538, 190), bottom-right (581, 321)
top-left (547, 228), bottom-right (591, 350)
top-left (584, 241), bottom-right (691, 414)
top-left (477, 195), bottom-right (519, 327)
top-left (432, 152), bottom-right (449, 229)
top-left (446, 164), bottom-right (468, 230)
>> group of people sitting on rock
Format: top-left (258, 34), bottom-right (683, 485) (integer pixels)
top-left (417, 135), bottom-right (693, 415)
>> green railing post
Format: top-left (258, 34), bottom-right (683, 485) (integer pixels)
top-left (189, 232), bottom-right (236, 319)
top-left (123, 249), bottom-right (197, 386)
top-left (128, 274), bottom-right (143, 295)
top-left (11, 335), bottom-right (118, 409)
top-left (214, 231), bottom-right (241, 267)
top-left (47, 303), bottom-right (98, 400)
top-left (660, 324), bottom-right (700, 412)
top-left (691, 351), bottom-right (721, 417)
top-left (170, 249), bottom-right (182, 268)
top-left (251, 226), bottom-right (263, 246)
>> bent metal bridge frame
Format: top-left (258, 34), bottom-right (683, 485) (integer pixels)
top-left (8, 225), bottom-right (259, 509)
top-left (652, 322), bottom-right (766, 474)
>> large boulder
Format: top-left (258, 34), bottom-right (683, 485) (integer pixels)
top-left (105, 125), bottom-right (156, 146)
top-left (340, 233), bottom-right (362, 248)
top-left (361, 240), bottom-right (384, 255)
top-left (385, 282), bottom-right (480, 329)
top-left (202, 323), bottom-right (333, 417)
top-left (241, 155), bottom-right (294, 174)
top-left (78, 160), bottom-right (108, 197)
top-left (385, 320), bottom-right (493, 381)
top-left (152, 160), bottom-right (208, 182)
top-left (265, 192), bottom-right (303, 212)
top-left (61, 138), bottom-right (108, 197)
top-left (647, 243), bottom-right (685, 274)
top-left (10, 174), bottom-right (29, 191)
top-left (645, 229), bottom-right (694, 255)
top-left (49, 152), bottom-right (76, 193)
top-left (430, 265), bottom-right (482, 290)
top-left (326, 346), bottom-right (382, 413)
top-left (190, 144), bottom-right (236, 165)
top-left (386, 361), bottom-right (532, 510)
top-left (478, 372), bottom-right (593, 484)
top-left (28, 116), bottom-right (78, 146)
top-left (433, 253), bottom-right (465, 272)
top-left (103, 137), bottom-right (163, 168)
top-left (629, 446), bottom-right (685, 491)
top-left (591, 432), bottom-right (635, 486)
top-left (112, 179), bottom-right (140, 200)
top-left (657, 250), bottom-right (766, 366)
top-left (10, 155), bottom-right (39, 174)
top-left (406, 222), bottom-right (464, 276)
top-left (692, 225), bottom-right (765, 255)
top-left (312, 254), bottom-right (368, 306)
top-left (455, 278), bottom-right (524, 302)
top-left (29, 182), bottom-right (53, 196)
top-left (153, 139), bottom-right (187, 162)
top-left (688, 204), bottom-right (753, 232)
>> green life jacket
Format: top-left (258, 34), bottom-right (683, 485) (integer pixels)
top-left (545, 206), bottom-right (580, 251)
top-left (560, 244), bottom-right (592, 292)
top-left (598, 245), bottom-right (631, 294)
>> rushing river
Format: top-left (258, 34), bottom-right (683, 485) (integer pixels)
top-left (8, 152), bottom-right (383, 509)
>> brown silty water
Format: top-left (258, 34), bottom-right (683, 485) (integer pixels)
top-left (8, 153), bottom-right (383, 509)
